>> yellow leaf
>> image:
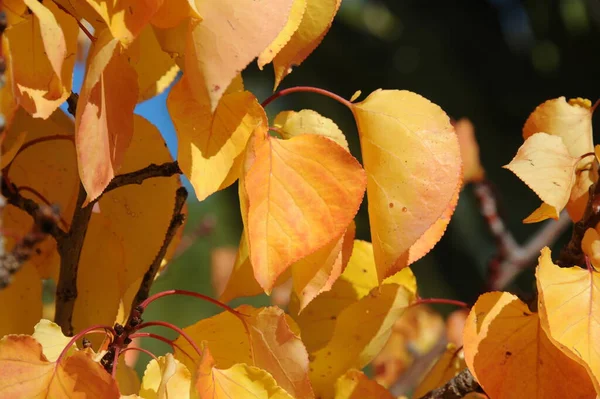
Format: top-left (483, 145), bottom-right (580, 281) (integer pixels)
top-left (0, 263), bottom-right (42, 336)
top-left (139, 354), bottom-right (192, 399)
top-left (258, 0), bottom-right (307, 69)
top-left (412, 344), bottom-right (465, 398)
top-left (334, 369), bottom-right (394, 399)
top-left (175, 306), bottom-right (313, 399)
top-left (194, 345), bottom-right (294, 399)
top-left (463, 291), bottom-right (595, 398)
top-left (523, 202), bottom-right (561, 224)
top-left (184, 0), bottom-right (294, 111)
top-left (455, 118), bottom-right (484, 184)
top-left (523, 96), bottom-right (594, 159)
top-left (75, 29), bottom-right (138, 202)
top-left (536, 246), bottom-right (600, 393)
top-left (309, 284), bottom-right (414, 398)
top-left (85, 0), bottom-right (164, 45)
top-left (273, 109), bottom-right (349, 151)
top-left (116, 357), bottom-right (140, 396)
top-left (292, 222), bottom-right (355, 311)
top-left (582, 227), bottom-right (600, 269)
top-left (350, 90), bottom-right (362, 102)
top-left (31, 319), bottom-right (75, 362)
top-left (5, 0), bottom-right (77, 118)
top-left (504, 132), bottom-right (578, 221)
top-left (523, 96), bottom-right (595, 222)
top-left (0, 130), bottom-right (27, 169)
top-left (168, 76), bottom-right (264, 201)
top-left (244, 132), bottom-right (366, 292)
top-left (273, 0), bottom-right (342, 89)
top-left (150, 0), bottom-right (201, 29)
top-left (127, 25), bottom-right (179, 103)
top-left (0, 335), bottom-right (120, 398)
top-left (73, 116), bottom-right (181, 333)
top-left (289, 240), bottom-right (416, 353)
top-left (352, 90), bottom-right (462, 282)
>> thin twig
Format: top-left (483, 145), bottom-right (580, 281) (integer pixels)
top-left (128, 187), bottom-right (187, 313)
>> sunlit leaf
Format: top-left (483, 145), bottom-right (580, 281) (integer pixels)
top-left (139, 353), bottom-right (192, 399)
top-left (0, 335), bottom-right (119, 398)
top-left (523, 202), bottom-right (561, 224)
top-left (116, 357), bottom-right (140, 396)
top-left (128, 26), bottom-right (179, 102)
top-left (290, 240), bottom-right (416, 352)
top-left (308, 283), bottom-right (414, 398)
top-left (536, 246), bottom-right (600, 392)
top-left (273, 109), bottom-right (349, 151)
top-left (523, 96), bottom-right (596, 222)
top-left (194, 345), bottom-right (294, 399)
top-left (0, 263), bottom-right (42, 337)
top-left (273, 0), bottom-right (342, 89)
top-left (334, 369), bottom-right (394, 399)
top-left (5, 0), bottom-right (77, 118)
top-left (504, 132), bottom-right (578, 221)
top-left (258, 0), bottom-right (307, 69)
top-left (168, 75), bottom-right (264, 201)
top-left (463, 291), bottom-right (595, 398)
top-left (175, 306), bottom-right (313, 399)
top-left (352, 90), bottom-right (462, 281)
top-left (184, 0), bottom-right (294, 111)
top-left (291, 222), bottom-right (355, 311)
top-left (31, 319), bottom-right (75, 362)
top-left (75, 29), bottom-right (138, 202)
top-left (244, 131), bottom-right (366, 292)
top-left (412, 344), bottom-right (465, 398)
top-left (73, 116), bottom-right (181, 333)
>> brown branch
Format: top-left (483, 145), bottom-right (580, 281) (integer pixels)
top-left (128, 186), bottom-right (187, 312)
top-left (67, 92), bottom-right (78, 117)
top-left (416, 368), bottom-right (482, 399)
top-left (54, 183), bottom-right (95, 335)
top-left (97, 161), bottom-right (182, 202)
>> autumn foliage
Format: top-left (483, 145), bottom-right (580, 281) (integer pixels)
top-left (0, 1), bottom-right (598, 399)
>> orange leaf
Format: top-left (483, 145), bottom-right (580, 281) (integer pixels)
top-left (273, 0), bottom-right (342, 89)
top-left (0, 130), bottom-right (27, 169)
top-left (244, 132), bottom-right (366, 292)
top-left (412, 344), bottom-right (465, 398)
top-left (504, 133), bottom-right (578, 221)
top-left (195, 345), bottom-right (294, 399)
top-left (455, 118), bottom-right (484, 184)
top-left (5, 0), bottom-right (77, 118)
top-left (334, 369), bottom-right (394, 399)
top-left (168, 76), bottom-right (264, 201)
top-left (184, 0), bottom-right (294, 111)
top-left (0, 335), bottom-right (119, 398)
top-left (75, 29), bottom-right (138, 202)
top-left (150, 0), bottom-right (201, 29)
top-left (291, 222), bottom-right (355, 311)
top-left (175, 306), bottom-right (313, 399)
top-left (536, 246), bottom-right (600, 393)
top-left (352, 90), bottom-right (462, 281)
top-left (463, 291), bottom-right (595, 398)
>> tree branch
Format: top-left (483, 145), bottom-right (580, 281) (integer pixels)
top-left (417, 368), bottom-right (482, 399)
top-left (97, 161), bottom-right (182, 202)
top-left (129, 186), bottom-right (187, 312)
top-left (54, 183), bottom-right (95, 335)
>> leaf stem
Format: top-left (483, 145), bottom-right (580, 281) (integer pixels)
top-left (412, 297), bottom-right (469, 309)
top-left (16, 186), bottom-right (69, 228)
top-left (50, 0), bottom-right (95, 42)
top-left (140, 289), bottom-right (245, 317)
top-left (261, 86), bottom-right (353, 109)
top-left (55, 324), bottom-right (114, 365)
top-left (119, 346), bottom-right (158, 362)
top-left (135, 321), bottom-right (203, 358)
top-left (130, 332), bottom-right (196, 364)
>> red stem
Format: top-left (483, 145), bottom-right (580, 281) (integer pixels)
top-left (111, 347), bottom-right (120, 377)
top-left (140, 289), bottom-right (246, 318)
top-left (135, 321), bottom-right (203, 359)
top-left (261, 86), bottom-right (353, 109)
top-left (119, 346), bottom-right (158, 362)
top-left (412, 298), bottom-right (469, 309)
top-left (55, 324), bottom-right (114, 365)
top-left (130, 332), bottom-right (196, 364)
top-left (50, 0), bottom-right (96, 42)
